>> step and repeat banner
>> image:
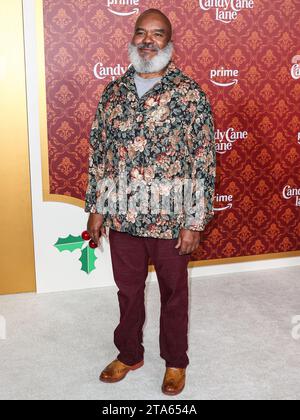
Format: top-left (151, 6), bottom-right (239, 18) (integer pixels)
top-left (41, 0), bottom-right (300, 264)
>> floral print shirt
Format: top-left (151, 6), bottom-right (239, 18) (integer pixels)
top-left (85, 61), bottom-right (216, 239)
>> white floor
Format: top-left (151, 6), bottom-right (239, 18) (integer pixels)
top-left (0, 266), bottom-right (300, 400)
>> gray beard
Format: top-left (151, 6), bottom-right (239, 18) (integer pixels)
top-left (128, 42), bottom-right (174, 74)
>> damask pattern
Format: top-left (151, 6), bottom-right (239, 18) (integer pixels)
top-left (43, 0), bottom-right (300, 260)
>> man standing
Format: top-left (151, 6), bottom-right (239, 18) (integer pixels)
top-left (85, 9), bottom-right (216, 396)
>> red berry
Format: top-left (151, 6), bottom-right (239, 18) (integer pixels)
top-left (89, 239), bottom-right (98, 249)
top-left (81, 231), bottom-right (91, 241)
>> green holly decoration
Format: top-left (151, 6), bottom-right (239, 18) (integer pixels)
top-left (54, 232), bottom-right (98, 274)
top-left (79, 245), bottom-right (98, 274)
top-left (54, 235), bottom-right (85, 252)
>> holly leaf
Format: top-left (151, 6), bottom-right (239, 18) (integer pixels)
top-left (79, 246), bottom-right (97, 274)
top-left (54, 235), bottom-right (85, 253)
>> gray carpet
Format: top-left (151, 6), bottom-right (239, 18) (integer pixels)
top-left (0, 266), bottom-right (300, 400)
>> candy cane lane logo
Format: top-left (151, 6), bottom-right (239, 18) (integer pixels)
top-left (215, 128), bottom-right (248, 154)
top-left (199, 0), bottom-right (254, 23)
top-left (94, 63), bottom-right (128, 81)
top-left (107, 0), bottom-right (139, 16)
top-left (291, 55), bottom-right (300, 80)
top-left (214, 193), bottom-right (233, 211)
top-left (210, 67), bottom-right (239, 87)
top-left (283, 185), bottom-right (300, 207)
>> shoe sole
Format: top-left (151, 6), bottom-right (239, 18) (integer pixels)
top-left (162, 384), bottom-right (185, 396)
top-left (99, 360), bottom-right (144, 383)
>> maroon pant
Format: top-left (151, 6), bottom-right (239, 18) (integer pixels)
top-left (108, 228), bottom-right (191, 369)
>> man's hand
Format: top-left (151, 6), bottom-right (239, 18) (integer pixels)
top-left (87, 213), bottom-right (107, 246)
top-left (175, 229), bottom-right (202, 255)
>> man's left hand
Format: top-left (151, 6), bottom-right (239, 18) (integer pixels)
top-left (175, 229), bottom-right (202, 255)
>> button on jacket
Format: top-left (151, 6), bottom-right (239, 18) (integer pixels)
top-left (85, 61), bottom-right (216, 239)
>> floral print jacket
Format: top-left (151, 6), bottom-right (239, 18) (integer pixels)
top-left (85, 61), bottom-right (216, 239)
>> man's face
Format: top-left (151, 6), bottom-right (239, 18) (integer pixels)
top-left (132, 14), bottom-right (171, 61)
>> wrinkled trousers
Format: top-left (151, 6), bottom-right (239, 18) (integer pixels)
top-left (109, 228), bottom-right (191, 368)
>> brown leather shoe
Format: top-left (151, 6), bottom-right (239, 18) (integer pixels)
top-left (162, 367), bottom-right (186, 396)
top-left (99, 359), bottom-right (144, 383)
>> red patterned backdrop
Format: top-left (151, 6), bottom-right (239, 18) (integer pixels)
top-left (42, 0), bottom-right (300, 261)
